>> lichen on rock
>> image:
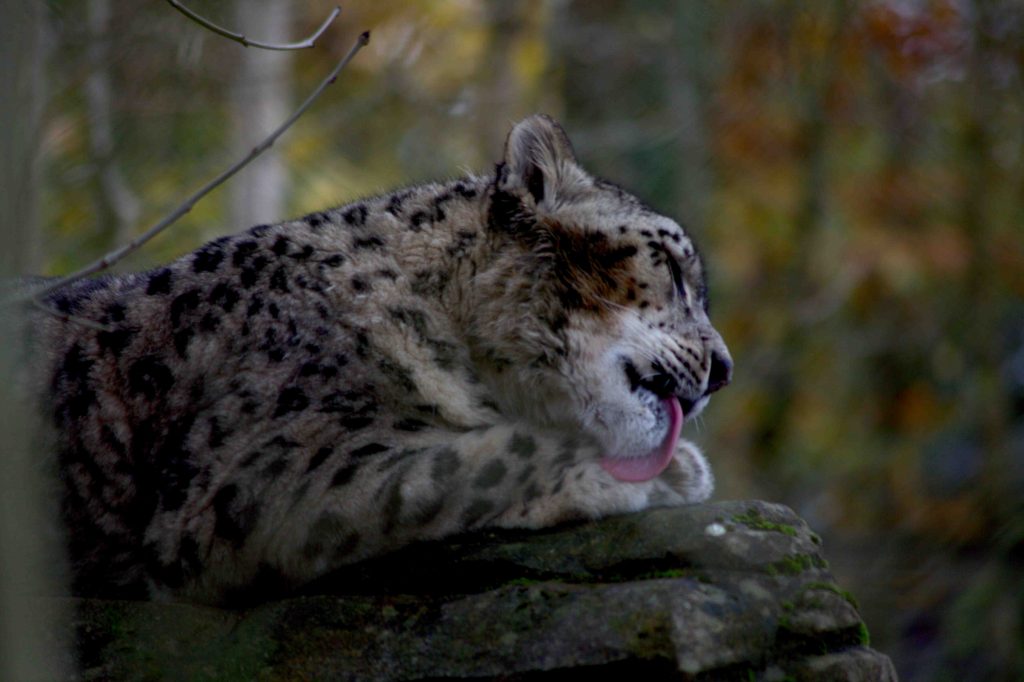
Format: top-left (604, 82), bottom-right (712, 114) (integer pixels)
top-left (59, 501), bottom-right (897, 680)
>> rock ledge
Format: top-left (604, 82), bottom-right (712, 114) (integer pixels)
top-left (64, 500), bottom-right (897, 680)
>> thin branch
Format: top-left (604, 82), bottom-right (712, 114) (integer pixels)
top-left (27, 30), bottom-right (370, 319)
top-left (166, 1), bottom-right (341, 51)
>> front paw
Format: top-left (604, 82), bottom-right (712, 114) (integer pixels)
top-left (493, 438), bottom-right (713, 529)
top-left (651, 439), bottom-right (714, 504)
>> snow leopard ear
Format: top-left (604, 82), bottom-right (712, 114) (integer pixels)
top-left (500, 114), bottom-right (589, 206)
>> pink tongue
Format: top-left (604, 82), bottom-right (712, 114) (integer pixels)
top-left (600, 397), bottom-right (684, 482)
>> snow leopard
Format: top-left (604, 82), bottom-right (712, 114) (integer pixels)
top-left (31, 114), bottom-right (732, 603)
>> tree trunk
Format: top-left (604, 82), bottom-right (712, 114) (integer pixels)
top-left (476, 1), bottom-right (527, 158)
top-left (227, 0), bottom-right (293, 231)
top-left (0, 0), bottom-right (71, 678)
top-left (86, 0), bottom-right (140, 246)
top-left (667, 2), bottom-right (713, 232)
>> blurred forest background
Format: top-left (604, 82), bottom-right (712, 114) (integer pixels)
top-left (4, 0), bottom-right (1023, 679)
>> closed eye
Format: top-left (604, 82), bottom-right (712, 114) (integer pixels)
top-left (666, 256), bottom-right (686, 304)
top-left (666, 255), bottom-right (709, 314)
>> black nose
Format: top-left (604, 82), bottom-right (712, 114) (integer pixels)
top-left (706, 351), bottom-right (732, 394)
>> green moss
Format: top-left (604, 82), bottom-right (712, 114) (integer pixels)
top-left (731, 509), bottom-right (798, 537)
top-left (769, 553), bottom-right (828, 576)
top-left (857, 621), bottom-right (871, 646)
top-left (803, 581), bottom-right (859, 609)
top-left (100, 603), bottom-right (132, 640)
top-left (84, 602), bottom-right (271, 681)
top-left (603, 566), bottom-right (699, 582)
top-left (640, 568), bottom-right (690, 580)
top-left (608, 610), bottom-right (672, 659)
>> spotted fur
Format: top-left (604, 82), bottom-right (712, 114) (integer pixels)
top-left (30, 115), bottom-right (731, 603)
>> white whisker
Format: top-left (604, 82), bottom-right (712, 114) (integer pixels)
top-left (593, 294), bottom-right (630, 313)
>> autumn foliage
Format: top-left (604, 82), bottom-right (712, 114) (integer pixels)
top-left (38, 1), bottom-right (1024, 678)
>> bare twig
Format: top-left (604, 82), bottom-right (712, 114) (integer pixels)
top-left (27, 30), bottom-right (370, 320)
top-left (166, 1), bottom-right (341, 51)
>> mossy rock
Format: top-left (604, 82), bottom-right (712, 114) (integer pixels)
top-left (57, 500), bottom-right (897, 680)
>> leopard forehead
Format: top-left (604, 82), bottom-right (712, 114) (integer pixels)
top-left (535, 186), bottom-right (706, 316)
